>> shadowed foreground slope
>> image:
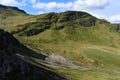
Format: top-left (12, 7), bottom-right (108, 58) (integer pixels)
top-left (0, 29), bottom-right (67, 80)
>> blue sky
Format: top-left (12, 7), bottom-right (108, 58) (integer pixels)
top-left (0, 0), bottom-right (120, 23)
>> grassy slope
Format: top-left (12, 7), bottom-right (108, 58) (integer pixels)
top-left (14, 20), bottom-right (120, 79)
top-left (0, 15), bottom-right (37, 32)
top-left (0, 5), bottom-right (37, 32)
top-left (1, 9), bottom-right (120, 80)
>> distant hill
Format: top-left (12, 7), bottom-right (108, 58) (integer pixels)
top-left (0, 4), bottom-right (36, 31)
top-left (0, 4), bottom-right (26, 16)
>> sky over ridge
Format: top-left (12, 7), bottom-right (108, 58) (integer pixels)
top-left (0, 0), bottom-right (120, 23)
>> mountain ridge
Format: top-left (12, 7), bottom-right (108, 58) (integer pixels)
top-left (10, 10), bottom-right (99, 36)
top-left (0, 4), bottom-right (27, 15)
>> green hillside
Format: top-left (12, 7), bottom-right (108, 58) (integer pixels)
top-left (0, 4), bottom-right (37, 32)
top-left (0, 5), bottom-right (120, 80)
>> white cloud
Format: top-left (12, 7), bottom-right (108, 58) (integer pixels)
top-left (21, 0), bottom-right (27, 6)
top-left (73, 0), bottom-right (109, 10)
top-left (109, 14), bottom-right (120, 23)
top-left (33, 2), bottom-right (73, 10)
top-left (30, 0), bottom-right (36, 4)
top-left (0, 0), bottom-right (22, 6)
top-left (32, 0), bottom-right (109, 11)
top-left (0, 0), bottom-right (28, 6)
